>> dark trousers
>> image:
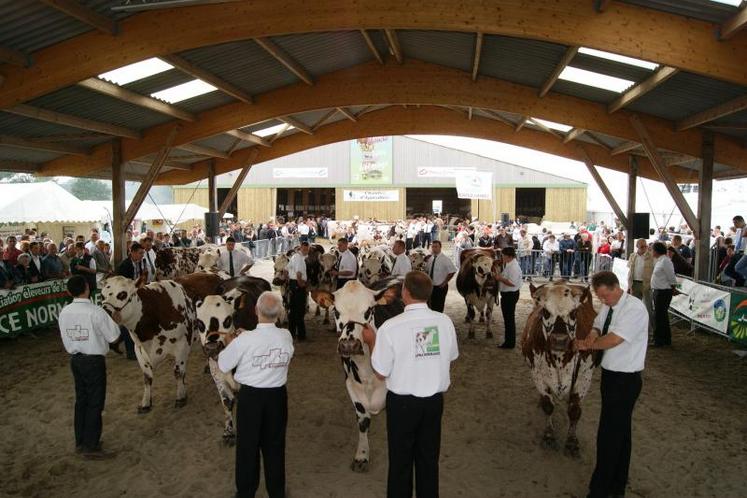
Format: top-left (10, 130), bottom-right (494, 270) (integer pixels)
top-left (70, 354), bottom-right (106, 451)
top-left (386, 391), bottom-right (444, 498)
top-left (500, 290), bottom-right (519, 347)
top-left (119, 325), bottom-right (135, 358)
top-left (336, 278), bottom-right (354, 290)
top-left (288, 281), bottom-right (307, 340)
top-left (724, 253), bottom-right (745, 286)
top-left (588, 369), bottom-right (642, 498)
top-left (652, 288), bottom-right (673, 346)
top-left (406, 238), bottom-right (413, 251)
top-left (429, 285), bottom-right (448, 313)
top-left (236, 385), bottom-right (288, 498)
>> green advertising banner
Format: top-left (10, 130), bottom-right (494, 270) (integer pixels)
top-left (728, 288), bottom-right (747, 346)
top-left (0, 280), bottom-right (100, 338)
top-left (350, 136), bottom-right (393, 185)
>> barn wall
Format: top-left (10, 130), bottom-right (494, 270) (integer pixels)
top-left (335, 188), bottom-right (406, 220)
top-left (237, 188), bottom-right (276, 224)
top-left (35, 222), bottom-right (97, 242)
top-left (470, 187), bottom-right (517, 222)
top-left (173, 188), bottom-right (209, 209)
top-left (545, 187), bottom-right (587, 222)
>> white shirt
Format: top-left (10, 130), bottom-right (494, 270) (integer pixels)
top-left (85, 240), bottom-right (97, 254)
top-left (337, 249), bottom-right (358, 279)
top-left (427, 252), bottom-right (457, 286)
top-left (371, 303), bottom-right (459, 397)
top-left (499, 259), bottom-right (522, 292)
top-left (218, 248), bottom-right (253, 276)
top-left (543, 239), bottom-right (559, 255)
top-left (391, 253), bottom-right (412, 277)
top-left (287, 252), bottom-right (307, 282)
top-left (143, 248), bottom-right (157, 283)
top-left (594, 292), bottom-right (648, 372)
top-left (218, 323), bottom-right (294, 388)
top-left (651, 255), bottom-right (677, 289)
top-left (633, 253), bottom-right (646, 281)
top-left (298, 223), bottom-right (310, 235)
top-left (59, 298), bottom-right (120, 355)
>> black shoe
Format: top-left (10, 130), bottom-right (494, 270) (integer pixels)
top-left (498, 344), bottom-right (515, 349)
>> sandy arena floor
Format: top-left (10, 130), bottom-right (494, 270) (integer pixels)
top-left (1, 255), bottom-right (746, 498)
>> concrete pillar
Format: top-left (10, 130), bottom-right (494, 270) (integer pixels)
top-left (695, 131), bottom-right (714, 281)
top-left (111, 139), bottom-right (127, 265)
top-left (626, 155), bottom-right (638, 257)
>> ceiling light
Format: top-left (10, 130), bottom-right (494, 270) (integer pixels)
top-left (253, 123), bottom-right (295, 137)
top-left (150, 79), bottom-right (217, 104)
top-left (98, 58), bottom-right (173, 86)
top-left (578, 47), bottom-right (659, 70)
top-left (558, 66), bottom-right (635, 93)
top-left (531, 118), bottom-right (573, 133)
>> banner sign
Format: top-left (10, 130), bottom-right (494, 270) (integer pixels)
top-left (416, 166), bottom-right (476, 178)
top-left (0, 280), bottom-right (100, 338)
top-left (728, 288), bottom-right (747, 346)
top-left (343, 190), bottom-right (399, 202)
top-left (432, 200), bottom-right (443, 214)
top-left (272, 167), bottom-right (328, 179)
top-left (456, 171), bottom-right (493, 200)
top-left (350, 137), bottom-right (393, 185)
top-left (671, 277), bottom-right (730, 335)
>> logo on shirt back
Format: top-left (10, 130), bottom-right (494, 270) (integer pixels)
top-left (252, 348), bottom-right (290, 369)
top-left (414, 326), bottom-right (440, 359)
top-left (66, 325), bottom-right (89, 341)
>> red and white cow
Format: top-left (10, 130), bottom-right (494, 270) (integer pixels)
top-left (101, 275), bottom-right (195, 413)
top-left (456, 249), bottom-right (500, 339)
top-left (155, 246), bottom-right (204, 280)
top-left (312, 278), bottom-right (403, 471)
top-left (408, 247), bottom-right (430, 272)
top-left (359, 247), bottom-right (393, 287)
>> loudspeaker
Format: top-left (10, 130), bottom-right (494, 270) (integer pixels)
top-left (204, 211), bottom-right (219, 240)
top-left (632, 212), bottom-right (649, 240)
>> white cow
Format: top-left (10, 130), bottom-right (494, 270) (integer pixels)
top-left (408, 247), bottom-right (431, 272)
top-left (359, 247), bottom-right (393, 287)
top-left (101, 276), bottom-right (195, 413)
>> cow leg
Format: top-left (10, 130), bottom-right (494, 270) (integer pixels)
top-left (540, 394), bottom-right (558, 450)
top-left (485, 302), bottom-right (494, 339)
top-left (345, 383), bottom-right (371, 473)
top-left (315, 302), bottom-right (321, 317)
top-left (135, 345), bottom-right (154, 414)
top-left (464, 300), bottom-right (474, 323)
top-left (479, 310), bottom-right (485, 323)
top-left (209, 359), bottom-right (237, 445)
top-left (322, 306), bottom-right (330, 325)
top-left (565, 393), bottom-right (582, 458)
top-left (173, 342), bottom-right (189, 408)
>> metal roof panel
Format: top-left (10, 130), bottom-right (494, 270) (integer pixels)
top-left (620, 0), bottom-right (741, 24)
top-left (397, 30), bottom-right (474, 72)
top-left (570, 53), bottom-right (654, 84)
top-left (270, 31), bottom-right (377, 79)
top-left (0, 146), bottom-right (61, 163)
top-left (479, 36), bottom-right (568, 88)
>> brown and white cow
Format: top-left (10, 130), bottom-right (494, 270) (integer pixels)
top-left (155, 246), bottom-right (204, 280)
top-left (101, 275), bottom-right (195, 413)
top-left (312, 252), bottom-right (337, 324)
top-left (196, 245), bottom-right (253, 277)
top-left (521, 281), bottom-right (599, 457)
top-left (358, 247), bottom-right (393, 287)
top-left (408, 247), bottom-right (430, 272)
top-left (312, 278), bottom-right (403, 472)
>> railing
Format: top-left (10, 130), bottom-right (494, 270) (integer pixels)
top-left (240, 236), bottom-right (300, 260)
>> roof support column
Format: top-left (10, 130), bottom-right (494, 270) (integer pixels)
top-left (627, 155), bottom-right (638, 257)
top-left (696, 131), bottom-right (714, 281)
top-left (218, 149), bottom-right (259, 220)
top-left (111, 139), bottom-right (127, 266)
top-left (578, 146), bottom-right (628, 228)
top-left (208, 159), bottom-right (217, 212)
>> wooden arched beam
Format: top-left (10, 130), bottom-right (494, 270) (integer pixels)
top-left (1, 0), bottom-right (746, 110)
top-left (155, 106), bottom-right (698, 186)
top-left (38, 60), bottom-right (747, 178)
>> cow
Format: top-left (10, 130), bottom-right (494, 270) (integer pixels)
top-left (101, 275), bottom-right (196, 413)
top-left (359, 246), bottom-right (393, 287)
top-left (155, 246), bottom-right (204, 280)
top-left (271, 249), bottom-right (295, 319)
top-left (456, 251), bottom-right (500, 339)
top-left (217, 275), bottom-right (273, 330)
top-left (408, 247), bottom-right (430, 272)
top-left (521, 281), bottom-right (599, 457)
top-left (312, 278), bottom-right (404, 472)
top-left (314, 253), bottom-right (338, 325)
top-left (197, 245), bottom-right (254, 277)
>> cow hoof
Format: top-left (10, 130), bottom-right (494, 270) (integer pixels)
top-left (486, 331), bottom-right (494, 339)
top-left (479, 316), bottom-right (485, 323)
top-left (564, 439), bottom-right (580, 458)
top-left (222, 434), bottom-right (236, 447)
top-left (467, 331), bottom-right (475, 340)
top-left (137, 405), bottom-right (152, 415)
top-left (323, 318), bottom-right (330, 325)
top-left (174, 397), bottom-right (188, 409)
top-left (203, 364), bottom-right (210, 374)
top-left (350, 459), bottom-right (369, 473)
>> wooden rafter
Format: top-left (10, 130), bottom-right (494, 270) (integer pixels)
top-left (39, 0), bottom-right (117, 35)
top-left (0, 46), bottom-right (30, 67)
top-left (608, 66), bottom-right (679, 113)
top-left (269, 123), bottom-right (291, 144)
top-left (0, 135), bottom-right (89, 156)
top-left (539, 46), bottom-right (578, 97)
top-left (161, 54), bottom-right (253, 104)
top-left (676, 94), bottom-right (747, 131)
top-left (472, 32), bottom-right (484, 81)
top-left (311, 108), bottom-right (339, 131)
top-left (515, 117), bottom-right (530, 132)
top-left (0, 161), bottom-right (40, 172)
top-left (336, 107), bottom-right (357, 122)
top-left (563, 128), bottom-right (585, 144)
top-left (480, 109), bottom-right (517, 128)
top-left (177, 143), bottom-right (230, 159)
top-left (583, 131), bottom-right (612, 150)
top-left (225, 129), bottom-right (271, 148)
top-left (527, 118), bottom-right (563, 137)
top-left (78, 78), bottom-right (196, 122)
top-left (355, 106), bottom-right (374, 118)
top-left (280, 116), bottom-right (313, 135)
top-left (130, 159), bottom-right (192, 171)
top-left (577, 145), bottom-right (628, 227)
top-left (704, 123), bottom-right (747, 131)
top-left (610, 141), bottom-right (641, 156)
top-left (383, 29), bottom-right (403, 64)
top-left (360, 30), bottom-right (383, 64)
top-left (27, 132), bottom-right (105, 143)
top-left (594, 0), bottom-right (612, 12)
top-left (468, 107), bottom-right (473, 120)
top-left (5, 104), bottom-right (140, 139)
top-left (254, 37), bottom-right (313, 85)
top-left (719, 5), bottom-right (747, 40)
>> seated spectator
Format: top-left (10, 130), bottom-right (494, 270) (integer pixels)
top-left (28, 242), bottom-right (44, 281)
top-left (667, 246), bottom-right (693, 277)
top-left (15, 253), bottom-right (39, 285)
top-left (42, 243), bottom-right (65, 280)
top-left (718, 245), bottom-right (736, 285)
top-left (1, 258), bottom-right (16, 289)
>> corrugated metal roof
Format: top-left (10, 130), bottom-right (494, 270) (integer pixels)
top-left (270, 31), bottom-right (377, 79)
top-left (479, 36), bottom-right (567, 89)
top-left (0, 146), bottom-right (62, 163)
top-left (193, 134), bottom-right (240, 153)
top-left (551, 80), bottom-right (617, 105)
top-left (291, 109), bottom-right (332, 128)
top-left (397, 30), bottom-right (474, 72)
top-left (177, 91), bottom-right (236, 114)
top-left (241, 119), bottom-right (283, 134)
top-left (570, 53), bottom-right (654, 84)
top-left (0, 111), bottom-right (83, 137)
top-left (620, 0), bottom-right (742, 23)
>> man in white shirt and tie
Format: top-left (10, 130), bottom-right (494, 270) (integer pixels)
top-left (140, 236), bottom-right (157, 283)
top-left (58, 275), bottom-right (121, 459)
top-left (427, 240), bottom-right (457, 312)
top-left (493, 247), bottom-right (523, 349)
top-left (331, 238), bottom-right (358, 290)
top-left (218, 237), bottom-right (254, 278)
top-left (576, 271), bottom-right (648, 498)
top-left (390, 240), bottom-right (411, 277)
top-left (218, 291), bottom-right (294, 498)
top-left (650, 242), bottom-right (677, 347)
top-left (286, 242), bottom-right (309, 341)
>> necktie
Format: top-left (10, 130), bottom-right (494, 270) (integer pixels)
top-left (229, 251), bottom-right (235, 277)
top-left (430, 254), bottom-right (437, 280)
top-left (601, 307), bottom-right (613, 336)
top-left (146, 252), bottom-right (155, 275)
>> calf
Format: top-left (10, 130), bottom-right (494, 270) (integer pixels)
top-left (101, 276), bottom-right (195, 413)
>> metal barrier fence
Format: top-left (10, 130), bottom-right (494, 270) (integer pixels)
top-left (240, 236), bottom-right (300, 259)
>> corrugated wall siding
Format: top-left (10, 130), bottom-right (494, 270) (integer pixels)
top-left (335, 188), bottom-right (406, 221)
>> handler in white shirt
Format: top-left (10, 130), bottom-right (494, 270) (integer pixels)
top-left (286, 242), bottom-right (309, 341)
top-left (427, 240), bottom-right (457, 312)
top-left (650, 241), bottom-right (677, 347)
top-left (493, 247), bottom-right (523, 349)
top-left (58, 275), bottom-right (120, 458)
top-left (217, 237), bottom-right (254, 277)
top-left (390, 240), bottom-right (411, 277)
top-left (331, 238), bottom-right (358, 290)
top-left (218, 291), bottom-right (294, 498)
top-left (362, 271), bottom-right (458, 498)
top-left (576, 271), bottom-right (648, 498)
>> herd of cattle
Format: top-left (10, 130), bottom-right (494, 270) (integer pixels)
top-left (99, 241), bottom-right (600, 468)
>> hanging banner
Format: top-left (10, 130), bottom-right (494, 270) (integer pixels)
top-left (350, 137), bottom-right (393, 185)
top-left (343, 190), bottom-right (399, 202)
top-left (416, 167), bottom-right (476, 178)
top-left (432, 200), bottom-right (443, 214)
top-left (728, 288), bottom-right (747, 346)
top-left (456, 171), bottom-right (493, 200)
top-left (272, 167), bottom-right (328, 179)
top-left (670, 277), bottom-right (730, 335)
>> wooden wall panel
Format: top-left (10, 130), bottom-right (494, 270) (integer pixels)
top-left (335, 188), bottom-right (406, 221)
top-left (237, 188), bottom-right (275, 224)
top-left (545, 187), bottom-right (586, 222)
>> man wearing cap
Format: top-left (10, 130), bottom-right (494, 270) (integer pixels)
top-left (218, 237), bottom-right (254, 278)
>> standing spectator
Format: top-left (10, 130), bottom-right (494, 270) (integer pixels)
top-left (650, 242), bottom-right (677, 347)
top-left (558, 233), bottom-right (576, 279)
top-left (477, 227), bottom-right (493, 248)
top-left (114, 242), bottom-right (146, 359)
top-left (58, 275), bottom-right (121, 459)
top-left (610, 232), bottom-right (625, 259)
top-left (42, 243), bottom-right (65, 280)
top-left (427, 240), bottom-right (457, 313)
top-left (91, 240), bottom-right (112, 287)
top-left (597, 236), bottom-right (613, 272)
top-left (423, 218), bottom-right (434, 249)
top-left (218, 291), bottom-right (294, 498)
top-left (724, 215), bottom-right (746, 286)
top-left (218, 237), bottom-right (254, 278)
top-left (363, 271), bottom-right (459, 498)
top-left (140, 237), bottom-right (157, 283)
top-left (627, 239), bottom-right (654, 332)
top-left (70, 242), bottom-right (97, 296)
top-left (517, 229), bottom-right (533, 279)
top-left (297, 220), bottom-right (310, 243)
top-left (493, 247), bottom-right (522, 349)
top-left (3, 236), bottom-right (22, 267)
top-left (667, 247), bottom-right (693, 277)
top-left (331, 238), bottom-right (358, 290)
top-left (718, 245), bottom-right (736, 285)
top-left (493, 227), bottom-right (513, 249)
top-left (670, 235), bottom-right (692, 265)
top-left (575, 232), bottom-right (593, 281)
top-left (59, 242), bottom-right (77, 277)
top-left (1, 257), bottom-right (17, 288)
top-left (85, 229), bottom-right (100, 254)
top-left (286, 242), bottom-right (309, 341)
top-left (542, 234), bottom-right (559, 280)
top-left (28, 242), bottom-right (44, 281)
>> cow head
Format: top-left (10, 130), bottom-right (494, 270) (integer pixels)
top-left (155, 247), bottom-right (176, 280)
top-left (272, 254), bottom-right (290, 286)
top-left (101, 275), bottom-right (144, 320)
top-left (197, 247), bottom-right (221, 271)
top-left (409, 249), bottom-right (431, 272)
top-left (195, 295), bottom-right (235, 360)
top-left (319, 253), bottom-right (338, 287)
top-left (529, 281), bottom-right (593, 351)
top-left (312, 280), bottom-right (400, 358)
top-left (360, 252), bottom-right (387, 286)
top-left (470, 254), bottom-right (495, 286)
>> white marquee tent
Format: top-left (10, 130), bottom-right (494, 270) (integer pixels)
top-left (0, 182), bottom-right (98, 223)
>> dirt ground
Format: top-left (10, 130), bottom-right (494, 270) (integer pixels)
top-left (1, 255), bottom-right (746, 498)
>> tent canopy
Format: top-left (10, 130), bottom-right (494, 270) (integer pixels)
top-left (80, 200), bottom-right (207, 225)
top-left (0, 182), bottom-right (99, 223)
